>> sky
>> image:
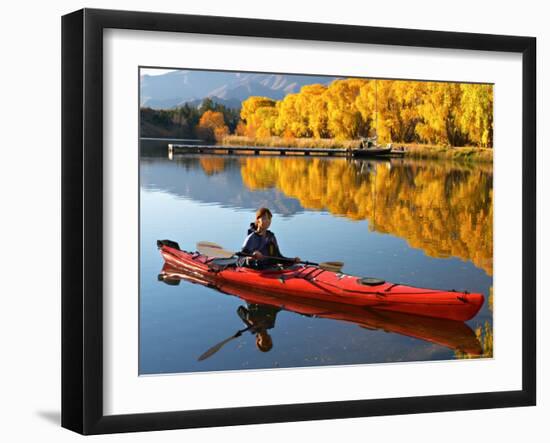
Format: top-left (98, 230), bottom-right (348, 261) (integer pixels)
top-left (140, 68), bottom-right (178, 76)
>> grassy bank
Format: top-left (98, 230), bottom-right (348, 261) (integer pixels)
top-left (222, 135), bottom-right (361, 150)
top-left (222, 136), bottom-right (493, 162)
top-left (401, 143), bottom-right (493, 162)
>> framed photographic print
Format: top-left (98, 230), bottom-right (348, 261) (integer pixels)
top-left (61, 8), bottom-right (536, 435)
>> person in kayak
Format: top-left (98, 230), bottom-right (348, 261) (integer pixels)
top-left (237, 303), bottom-right (280, 352)
top-left (241, 207), bottom-right (300, 269)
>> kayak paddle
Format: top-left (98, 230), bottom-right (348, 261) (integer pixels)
top-left (197, 325), bottom-right (253, 361)
top-left (196, 241), bottom-right (235, 258)
top-left (196, 241), bottom-right (344, 272)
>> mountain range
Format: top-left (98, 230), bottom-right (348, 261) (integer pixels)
top-left (140, 70), bottom-right (339, 109)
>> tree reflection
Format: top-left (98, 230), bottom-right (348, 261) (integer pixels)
top-left (456, 321), bottom-right (493, 359)
top-left (240, 157), bottom-right (493, 275)
top-left (199, 157), bottom-right (226, 175)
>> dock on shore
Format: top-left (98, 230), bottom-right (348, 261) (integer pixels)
top-left (168, 143), bottom-right (349, 156)
top-left (167, 143), bottom-right (407, 158)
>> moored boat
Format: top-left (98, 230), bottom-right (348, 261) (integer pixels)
top-left (351, 136), bottom-right (402, 158)
top-left (351, 146), bottom-right (394, 157)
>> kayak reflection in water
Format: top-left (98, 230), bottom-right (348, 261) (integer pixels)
top-left (241, 207), bottom-right (300, 270)
top-left (237, 303), bottom-right (281, 352)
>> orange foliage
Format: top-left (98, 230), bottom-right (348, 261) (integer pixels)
top-left (236, 79), bottom-right (493, 148)
top-left (197, 110), bottom-right (229, 142)
top-left (199, 157), bottom-right (226, 175)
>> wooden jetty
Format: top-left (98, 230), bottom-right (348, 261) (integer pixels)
top-left (169, 143), bottom-right (347, 156)
top-left (168, 143), bottom-right (405, 158)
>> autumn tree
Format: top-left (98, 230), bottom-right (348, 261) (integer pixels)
top-left (275, 93), bottom-right (310, 137)
top-left (240, 97), bottom-right (276, 121)
top-left (235, 121), bottom-right (247, 136)
top-left (253, 106), bottom-right (279, 138)
top-left (354, 80), bottom-right (375, 137)
top-left (324, 79), bottom-right (367, 140)
top-left (239, 96), bottom-right (278, 137)
top-left (196, 110), bottom-right (229, 142)
top-left (369, 80), bottom-right (424, 143)
top-left (298, 84), bottom-right (329, 138)
top-left (198, 98), bottom-right (240, 133)
top-left (415, 82), bottom-right (467, 146)
top-left (234, 80), bottom-right (493, 148)
top-left (459, 84), bottom-right (493, 147)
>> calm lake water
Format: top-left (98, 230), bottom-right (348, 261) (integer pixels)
top-left (139, 142), bottom-right (493, 375)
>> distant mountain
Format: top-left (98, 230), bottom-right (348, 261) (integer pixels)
top-left (184, 97), bottom-right (242, 110)
top-left (140, 70), bottom-right (339, 109)
top-left (140, 156), bottom-right (306, 217)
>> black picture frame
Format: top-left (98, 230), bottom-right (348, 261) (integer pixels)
top-left (61, 8), bottom-right (536, 435)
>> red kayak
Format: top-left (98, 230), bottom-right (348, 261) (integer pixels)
top-left (157, 240), bottom-right (484, 322)
top-left (159, 263), bottom-right (483, 356)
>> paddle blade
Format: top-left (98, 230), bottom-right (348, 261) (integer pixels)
top-left (197, 241), bottom-right (223, 249)
top-left (197, 330), bottom-right (244, 361)
top-left (196, 241), bottom-right (235, 258)
top-left (197, 337), bottom-right (232, 361)
top-left (318, 261), bottom-right (344, 272)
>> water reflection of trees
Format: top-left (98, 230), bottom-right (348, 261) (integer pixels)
top-left (199, 157), bottom-right (227, 175)
top-left (456, 321), bottom-right (493, 359)
top-left (240, 157), bottom-right (493, 276)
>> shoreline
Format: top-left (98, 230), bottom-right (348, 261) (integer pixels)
top-left (398, 143), bottom-right (493, 162)
top-left (222, 136), bottom-right (493, 162)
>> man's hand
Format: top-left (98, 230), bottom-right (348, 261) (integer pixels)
top-left (252, 251), bottom-right (264, 260)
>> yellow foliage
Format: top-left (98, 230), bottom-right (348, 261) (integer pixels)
top-left (459, 84), bottom-right (493, 147)
top-left (240, 96), bottom-right (278, 138)
top-left (415, 82), bottom-right (465, 146)
top-left (237, 79), bottom-right (493, 148)
top-left (240, 96), bottom-right (277, 122)
top-left (300, 84), bottom-right (330, 138)
top-left (324, 79), bottom-right (366, 140)
top-left (275, 94), bottom-right (309, 137)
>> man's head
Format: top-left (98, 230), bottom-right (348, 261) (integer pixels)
top-left (256, 330), bottom-right (273, 352)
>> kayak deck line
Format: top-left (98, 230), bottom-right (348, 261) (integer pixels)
top-left (293, 267), bottom-right (473, 300)
top-left (287, 266), bottom-right (472, 298)
top-left (174, 248), bottom-right (472, 297)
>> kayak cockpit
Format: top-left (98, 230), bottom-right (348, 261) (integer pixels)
top-left (357, 277), bottom-right (386, 286)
